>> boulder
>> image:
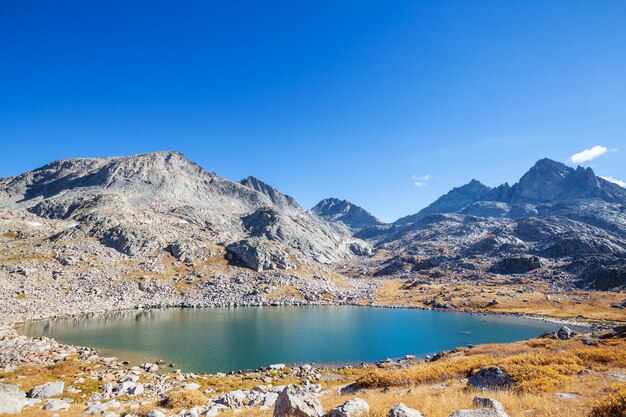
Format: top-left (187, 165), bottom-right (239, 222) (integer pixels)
top-left (273, 384), bottom-right (324, 417)
top-left (217, 390), bottom-right (247, 409)
top-left (0, 383), bottom-right (27, 414)
top-left (472, 398), bottom-right (504, 411)
top-left (27, 381), bottom-right (64, 399)
top-left (557, 326), bottom-right (573, 340)
top-left (146, 411), bottom-right (166, 417)
top-left (43, 399), bottom-right (70, 411)
top-left (467, 367), bottom-right (513, 390)
top-left (327, 398), bottom-right (370, 417)
top-left (388, 403), bottom-right (424, 417)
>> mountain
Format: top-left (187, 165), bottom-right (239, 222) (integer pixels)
top-left (396, 158), bottom-right (626, 224)
top-left (1, 153), bottom-right (624, 297)
top-left (239, 176), bottom-right (301, 213)
top-left (0, 151), bottom-right (370, 271)
top-left (311, 198), bottom-right (386, 230)
top-left (370, 158), bottom-right (626, 290)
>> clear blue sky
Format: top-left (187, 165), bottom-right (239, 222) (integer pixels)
top-left (1, 1), bottom-right (625, 222)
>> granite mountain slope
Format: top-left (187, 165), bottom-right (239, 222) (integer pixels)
top-left (361, 158), bottom-right (626, 290)
top-left (311, 198), bottom-right (386, 230)
top-left (0, 151), bottom-right (369, 271)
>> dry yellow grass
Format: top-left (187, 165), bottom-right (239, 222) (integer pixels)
top-left (589, 384), bottom-right (626, 417)
top-left (373, 279), bottom-right (626, 323)
top-left (356, 336), bottom-right (626, 395)
top-left (162, 390), bottom-right (208, 409)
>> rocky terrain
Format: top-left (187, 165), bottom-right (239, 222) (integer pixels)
top-left (350, 159), bottom-right (626, 292)
top-left (312, 199), bottom-right (386, 231)
top-left (0, 151), bottom-right (625, 417)
top-left (1, 152), bottom-right (625, 332)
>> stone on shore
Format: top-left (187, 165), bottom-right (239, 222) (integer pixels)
top-left (557, 326), bottom-right (573, 340)
top-left (273, 384), bottom-right (324, 417)
top-left (388, 403), bottom-right (424, 417)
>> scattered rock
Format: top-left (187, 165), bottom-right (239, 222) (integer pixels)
top-left (556, 326), bottom-right (573, 340)
top-left (388, 403), bottom-right (424, 417)
top-left (467, 367), bottom-right (513, 390)
top-left (0, 383), bottom-right (27, 414)
top-left (273, 384), bottom-right (324, 417)
top-left (43, 399), bottom-right (71, 411)
top-left (327, 398), bottom-right (370, 417)
top-left (27, 381), bottom-right (64, 399)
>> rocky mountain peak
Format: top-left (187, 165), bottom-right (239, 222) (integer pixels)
top-left (239, 176), bottom-right (301, 212)
top-left (312, 198), bottom-right (385, 230)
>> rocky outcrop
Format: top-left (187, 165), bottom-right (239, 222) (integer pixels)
top-left (0, 384), bottom-right (26, 414)
top-left (273, 384), bottom-right (324, 417)
top-left (489, 256), bottom-right (542, 274)
top-left (467, 367), bottom-right (513, 390)
top-left (27, 381), bottom-right (64, 399)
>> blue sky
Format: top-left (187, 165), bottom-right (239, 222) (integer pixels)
top-left (1, 1), bottom-right (625, 222)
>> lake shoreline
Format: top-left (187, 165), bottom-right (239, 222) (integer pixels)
top-left (8, 300), bottom-right (604, 375)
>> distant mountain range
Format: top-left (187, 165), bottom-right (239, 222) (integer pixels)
top-left (1, 151), bottom-right (624, 290)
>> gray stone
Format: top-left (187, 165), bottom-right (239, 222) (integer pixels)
top-left (467, 367), bottom-right (513, 390)
top-left (43, 399), bottom-right (71, 411)
top-left (557, 326), bottom-right (573, 340)
top-left (327, 398), bottom-right (370, 417)
top-left (0, 383), bottom-right (27, 414)
top-left (28, 381), bottom-right (65, 399)
top-left (472, 398), bottom-right (504, 411)
top-left (388, 403), bottom-right (424, 417)
top-left (273, 384), bottom-right (324, 417)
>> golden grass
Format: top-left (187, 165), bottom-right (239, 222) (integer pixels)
top-left (356, 337), bottom-right (626, 395)
top-left (589, 385), bottom-right (626, 417)
top-left (373, 279), bottom-right (626, 324)
top-left (162, 389), bottom-right (208, 409)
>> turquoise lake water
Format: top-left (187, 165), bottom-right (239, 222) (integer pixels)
top-left (22, 306), bottom-right (558, 373)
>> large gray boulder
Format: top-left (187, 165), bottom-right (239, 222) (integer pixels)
top-left (27, 381), bottom-right (64, 399)
top-left (0, 384), bottom-right (27, 414)
top-left (273, 384), bottom-right (324, 417)
top-left (327, 399), bottom-right (370, 417)
top-left (557, 326), bottom-right (573, 340)
top-left (388, 403), bottom-right (424, 417)
top-left (467, 367), bottom-right (513, 390)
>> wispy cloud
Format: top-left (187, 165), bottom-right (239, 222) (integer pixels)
top-left (600, 176), bottom-right (626, 188)
top-left (569, 145), bottom-right (608, 164)
top-left (412, 174), bottom-right (431, 187)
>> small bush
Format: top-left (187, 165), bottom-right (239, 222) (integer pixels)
top-left (589, 386), bottom-right (626, 417)
top-left (162, 390), bottom-right (208, 409)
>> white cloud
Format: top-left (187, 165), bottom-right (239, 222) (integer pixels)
top-left (412, 174), bottom-right (431, 187)
top-left (600, 176), bottom-right (626, 188)
top-left (569, 145), bottom-right (608, 164)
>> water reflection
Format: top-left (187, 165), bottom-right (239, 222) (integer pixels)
top-left (23, 306), bottom-right (558, 373)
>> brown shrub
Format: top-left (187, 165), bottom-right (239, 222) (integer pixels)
top-left (589, 386), bottom-right (626, 417)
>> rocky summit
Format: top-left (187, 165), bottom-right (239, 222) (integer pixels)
top-left (312, 198), bottom-right (386, 230)
top-left (357, 158), bottom-right (626, 291)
